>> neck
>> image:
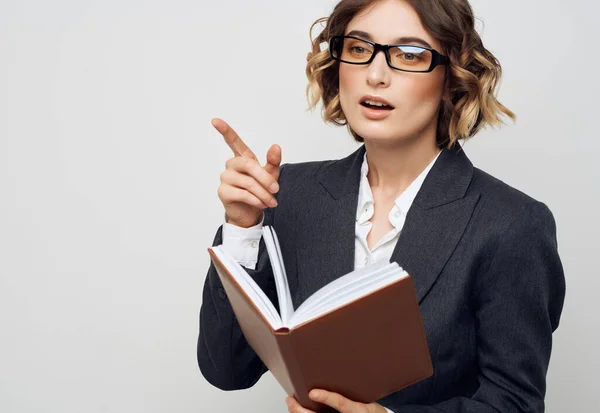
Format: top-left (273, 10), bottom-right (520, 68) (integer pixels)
top-left (363, 130), bottom-right (440, 198)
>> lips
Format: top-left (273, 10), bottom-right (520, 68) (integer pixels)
top-left (359, 94), bottom-right (394, 120)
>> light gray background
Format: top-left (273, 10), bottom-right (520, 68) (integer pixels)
top-left (1, 0), bottom-right (598, 412)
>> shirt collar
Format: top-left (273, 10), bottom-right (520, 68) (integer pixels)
top-left (356, 150), bottom-right (442, 224)
top-left (356, 155), bottom-right (375, 224)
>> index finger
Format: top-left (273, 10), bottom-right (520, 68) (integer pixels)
top-left (212, 118), bottom-right (257, 160)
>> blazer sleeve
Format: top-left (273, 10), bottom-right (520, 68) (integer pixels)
top-left (196, 164), bottom-right (287, 391)
top-left (386, 201), bottom-right (566, 413)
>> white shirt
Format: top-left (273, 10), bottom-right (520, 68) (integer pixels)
top-left (220, 150), bottom-right (441, 412)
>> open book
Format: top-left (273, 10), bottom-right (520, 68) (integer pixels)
top-left (208, 226), bottom-right (433, 412)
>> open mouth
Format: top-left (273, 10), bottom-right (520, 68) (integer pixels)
top-left (360, 100), bottom-right (394, 110)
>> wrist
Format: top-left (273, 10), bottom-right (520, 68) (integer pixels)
top-left (224, 212), bottom-right (263, 228)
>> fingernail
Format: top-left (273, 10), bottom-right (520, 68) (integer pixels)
top-left (270, 182), bottom-right (279, 193)
top-left (310, 390), bottom-right (321, 399)
top-left (270, 199), bottom-right (278, 208)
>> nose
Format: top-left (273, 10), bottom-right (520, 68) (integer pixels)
top-left (366, 50), bottom-right (391, 87)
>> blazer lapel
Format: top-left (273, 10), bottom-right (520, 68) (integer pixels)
top-left (294, 145), bottom-right (365, 307)
top-left (390, 144), bottom-right (479, 303)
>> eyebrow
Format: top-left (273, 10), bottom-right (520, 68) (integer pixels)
top-left (345, 30), bottom-right (433, 49)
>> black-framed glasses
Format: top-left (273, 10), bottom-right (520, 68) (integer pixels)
top-left (329, 35), bottom-right (449, 73)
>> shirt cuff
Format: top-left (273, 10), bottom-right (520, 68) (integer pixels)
top-left (384, 408), bottom-right (395, 413)
top-left (221, 212), bottom-right (265, 270)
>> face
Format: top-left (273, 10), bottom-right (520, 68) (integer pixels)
top-left (338, 0), bottom-right (446, 146)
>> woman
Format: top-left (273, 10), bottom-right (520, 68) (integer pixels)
top-left (198, 0), bottom-right (566, 412)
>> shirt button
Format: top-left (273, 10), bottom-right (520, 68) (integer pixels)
top-left (364, 256), bottom-right (370, 265)
top-left (394, 209), bottom-right (401, 217)
top-left (250, 240), bottom-right (259, 248)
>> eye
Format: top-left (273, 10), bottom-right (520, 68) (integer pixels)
top-left (393, 46), bottom-right (426, 62)
top-left (350, 46), bottom-right (367, 54)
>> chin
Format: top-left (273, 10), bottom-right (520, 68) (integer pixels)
top-left (350, 120), bottom-right (405, 143)
top-left (350, 116), bottom-right (433, 147)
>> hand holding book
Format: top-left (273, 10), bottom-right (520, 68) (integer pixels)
top-left (208, 226), bottom-right (433, 412)
top-left (285, 389), bottom-right (390, 413)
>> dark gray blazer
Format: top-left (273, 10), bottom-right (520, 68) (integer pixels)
top-left (197, 143), bottom-right (566, 413)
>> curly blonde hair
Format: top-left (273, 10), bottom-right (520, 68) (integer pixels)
top-left (305, 0), bottom-right (515, 148)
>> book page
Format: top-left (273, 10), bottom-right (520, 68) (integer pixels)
top-left (289, 264), bottom-right (408, 328)
top-left (262, 226), bottom-right (294, 325)
top-left (292, 259), bottom-right (390, 320)
top-left (210, 246), bottom-right (283, 330)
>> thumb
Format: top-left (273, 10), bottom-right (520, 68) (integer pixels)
top-left (264, 144), bottom-right (282, 180)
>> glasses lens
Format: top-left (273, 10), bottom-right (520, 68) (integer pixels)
top-left (332, 37), bottom-right (374, 63)
top-left (389, 45), bottom-right (432, 71)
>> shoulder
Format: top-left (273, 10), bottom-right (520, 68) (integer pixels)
top-left (469, 168), bottom-right (565, 326)
top-left (465, 165), bottom-right (564, 321)
top-left (468, 166), bottom-right (557, 245)
top-left (471, 166), bottom-right (550, 211)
